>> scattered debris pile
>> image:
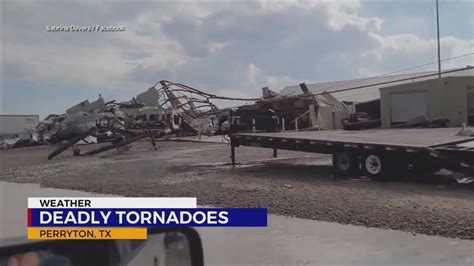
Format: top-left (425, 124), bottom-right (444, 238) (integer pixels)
top-left (456, 124), bottom-right (474, 136)
top-left (36, 95), bottom-right (127, 144)
top-left (155, 80), bottom-right (258, 135)
top-left (35, 94), bottom-right (162, 159)
top-left (9, 79), bottom-right (354, 154)
top-left (225, 83), bottom-right (351, 132)
top-left (21, 81), bottom-right (258, 158)
top-left (389, 115), bottom-right (450, 129)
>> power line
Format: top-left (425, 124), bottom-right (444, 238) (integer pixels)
top-left (313, 52), bottom-right (474, 93)
top-left (301, 66), bottom-right (473, 99)
top-left (370, 52), bottom-right (473, 77)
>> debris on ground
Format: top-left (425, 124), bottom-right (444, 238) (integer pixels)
top-left (1, 137), bottom-right (21, 149)
top-left (456, 177), bottom-right (474, 184)
top-left (391, 115), bottom-right (451, 129)
top-left (456, 123), bottom-right (474, 136)
top-left (225, 82), bottom-right (351, 133)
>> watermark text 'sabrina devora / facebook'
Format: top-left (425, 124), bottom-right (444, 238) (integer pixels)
top-left (46, 25), bottom-right (126, 32)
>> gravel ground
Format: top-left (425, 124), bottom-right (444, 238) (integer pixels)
top-left (1, 141), bottom-right (473, 239)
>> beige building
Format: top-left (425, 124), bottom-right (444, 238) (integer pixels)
top-left (380, 76), bottom-right (474, 127)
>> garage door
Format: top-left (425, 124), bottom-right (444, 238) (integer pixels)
top-left (390, 91), bottom-right (428, 124)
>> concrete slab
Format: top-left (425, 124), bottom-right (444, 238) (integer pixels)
top-left (199, 216), bottom-right (474, 266)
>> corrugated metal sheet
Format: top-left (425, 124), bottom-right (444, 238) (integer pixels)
top-left (280, 68), bottom-right (474, 103)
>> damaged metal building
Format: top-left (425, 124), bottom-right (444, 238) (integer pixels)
top-left (278, 67), bottom-right (474, 130)
top-left (233, 84), bottom-right (349, 131)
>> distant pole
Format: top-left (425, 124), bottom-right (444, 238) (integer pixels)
top-left (436, 0), bottom-right (441, 78)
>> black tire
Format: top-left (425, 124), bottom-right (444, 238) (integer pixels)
top-left (332, 152), bottom-right (359, 175)
top-left (362, 153), bottom-right (410, 180)
top-left (362, 153), bottom-right (390, 180)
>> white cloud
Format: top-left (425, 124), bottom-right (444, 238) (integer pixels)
top-left (369, 33), bottom-right (474, 64)
top-left (325, 3), bottom-right (383, 31)
top-left (2, 3), bottom-right (194, 91)
top-left (2, 0), bottom-right (473, 116)
top-left (257, 0), bottom-right (322, 11)
top-left (255, 0), bottom-right (383, 31)
top-left (246, 63), bottom-right (299, 90)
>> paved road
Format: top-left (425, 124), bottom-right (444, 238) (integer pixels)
top-left (1, 182), bottom-right (473, 265)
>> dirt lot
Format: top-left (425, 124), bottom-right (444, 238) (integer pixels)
top-left (1, 141), bottom-right (473, 239)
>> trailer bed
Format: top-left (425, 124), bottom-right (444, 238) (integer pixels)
top-left (234, 128), bottom-right (469, 148)
top-left (230, 128), bottom-right (474, 176)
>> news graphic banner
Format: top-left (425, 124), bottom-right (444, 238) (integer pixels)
top-left (27, 197), bottom-right (267, 240)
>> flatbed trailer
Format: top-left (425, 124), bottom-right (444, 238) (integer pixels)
top-left (229, 128), bottom-right (474, 179)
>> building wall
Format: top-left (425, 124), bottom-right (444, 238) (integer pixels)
top-left (380, 76), bottom-right (474, 127)
top-left (0, 115), bottom-right (39, 136)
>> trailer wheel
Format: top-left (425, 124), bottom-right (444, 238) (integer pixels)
top-left (333, 152), bottom-right (358, 175)
top-left (364, 154), bottom-right (382, 175)
top-left (362, 153), bottom-right (393, 179)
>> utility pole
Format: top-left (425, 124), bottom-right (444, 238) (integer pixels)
top-left (436, 0), bottom-right (441, 78)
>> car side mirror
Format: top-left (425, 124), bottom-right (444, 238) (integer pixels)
top-left (0, 227), bottom-right (204, 266)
